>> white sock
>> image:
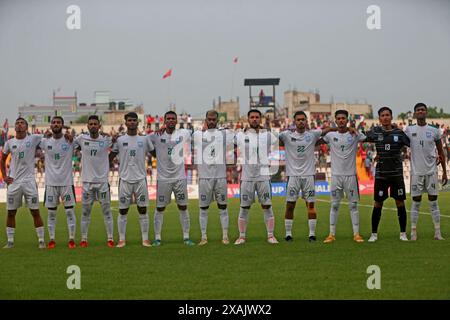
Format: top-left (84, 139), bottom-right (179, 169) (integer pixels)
top-left (139, 213), bottom-right (149, 241)
top-left (330, 201), bottom-right (340, 236)
top-left (101, 203), bottom-right (114, 240)
top-left (81, 203), bottom-right (93, 241)
top-left (219, 208), bottom-right (229, 239)
top-left (118, 214), bottom-right (127, 241)
top-left (429, 200), bottom-right (441, 236)
top-left (285, 219), bottom-right (293, 237)
top-left (199, 208), bottom-right (208, 240)
top-left (308, 219), bottom-right (317, 237)
top-left (6, 227), bottom-right (15, 242)
top-left (179, 209), bottom-right (190, 240)
top-left (238, 207), bottom-right (249, 238)
top-left (47, 209), bottom-right (57, 240)
top-left (410, 201), bottom-right (421, 231)
top-left (65, 207), bottom-right (76, 240)
top-left (263, 207), bottom-right (275, 237)
top-left (349, 202), bottom-right (360, 235)
top-left (154, 209), bottom-right (164, 240)
top-left (36, 226), bottom-right (45, 242)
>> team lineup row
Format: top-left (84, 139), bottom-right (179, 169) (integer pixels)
top-left (1, 103), bottom-right (447, 248)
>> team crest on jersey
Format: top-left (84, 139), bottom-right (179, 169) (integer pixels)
top-left (393, 135), bottom-right (398, 142)
top-left (99, 141), bottom-right (105, 148)
top-left (332, 190), bottom-right (337, 197)
top-left (176, 136), bottom-right (183, 143)
top-left (291, 137), bottom-right (297, 142)
top-left (26, 142), bottom-right (31, 148)
top-left (12, 145), bottom-right (17, 149)
top-left (61, 144), bottom-right (69, 151)
top-left (305, 135), bottom-right (311, 142)
top-left (242, 195), bottom-right (248, 201)
top-left (159, 196), bottom-right (165, 202)
top-left (245, 138), bottom-right (250, 143)
top-left (426, 131), bottom-right (432, 139)
top-left (378, 191), bottom-right (384, 197)
top-left (398, 189), bottom-right (404, 196)
top-left (201, 195), bottom-right (207, 201)
top-left (138, 141), bottom-right (144, 148)
top-left (412, 185), bottom-right (417, 191)
top-left (347, 136), bottom-right (353, 142)
top-left (48, 196), bottom-right (54, 202)
top-left (333, 137), bottom-right (338, 142)
top-left (8, 197), bottom-right (14, 204)
top-left (290, 189), bottom-right (296, 196)
top-left (120, 197), bottom-right (126, 203)
top-left (377, 134), bottom-right (383, 141)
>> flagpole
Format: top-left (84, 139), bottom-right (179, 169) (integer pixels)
top-left (168, 76), bottom-right (172, 110)
top-left (230, 59), bottom-right (237, 101)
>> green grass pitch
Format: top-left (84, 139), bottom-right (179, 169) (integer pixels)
top-left (1, 193), bottom-right (449, 299)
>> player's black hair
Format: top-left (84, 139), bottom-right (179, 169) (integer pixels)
top-left (247, 109), bottom-right (262, 117)
top-left (15, 117), bottom-right (28, 126)
top-left (334, 109), bottom-right (348, 118)
top-left (293, 111), bottom-right (307, 119)
top-left (51, 116), bottom-right (64, 125)
top-left (164, 111), bottom-right (177, 119)
top-left (377, 106), bottom-right (392, 116)
top-left (414, 103), bottom-right (427, 111)
top-left (205, 110), bottom-right (219, 118)
top-left (88, 115), bottom-right (100, 122)
top-left (124, 112), bottom-right (138, 120)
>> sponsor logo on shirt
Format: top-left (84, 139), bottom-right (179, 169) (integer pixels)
top-left (47, 146), bottom-right (53, 150)
top-left (84, 142), bottom-right (89, 146)
top-left (12, 145), bottom-right (17, 149)
top-left (161, 139), bottom-right (166, 143)
top-left (123, 142), bottom-right (128, 146)
top-left (412, 133), bottom-right (417, 137)
top-left (333, 137), bottom-right (338, 142)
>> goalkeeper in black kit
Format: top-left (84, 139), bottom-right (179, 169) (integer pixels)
top-left (365, 107), bottom-right (410, 242)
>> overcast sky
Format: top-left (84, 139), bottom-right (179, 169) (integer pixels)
top-left (1, 0), bottom-right (449, 123)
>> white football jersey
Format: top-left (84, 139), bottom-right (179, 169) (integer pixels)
top-left (193, 129), bottom-right (235, 179)
top-left (279, 129), bottom-right (322, 176)
top-left (405, 124), bottom-right (441, 175)
top-left (322, 131), bottom-right (366, 176)
top-left (150, 129), bottom-right (192, 181)
top-left (2, 134), bottom-right (42, 183)
top-left (73, 134), bottom-right (112, 183)
top-left (40, 137), bottom-right (74, 186)
top-left (112, 134), bottom-right (154, 182)
top-left (235, 130), bottom-right (276, 181)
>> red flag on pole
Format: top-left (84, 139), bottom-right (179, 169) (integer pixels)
top-left (162, 68), bottom-right (172, 79)
top-left (233, 57), bottom-right (238, 63)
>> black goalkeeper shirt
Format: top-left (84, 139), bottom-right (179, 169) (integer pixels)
top-left (366, 126), bottom-right (410, 179)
